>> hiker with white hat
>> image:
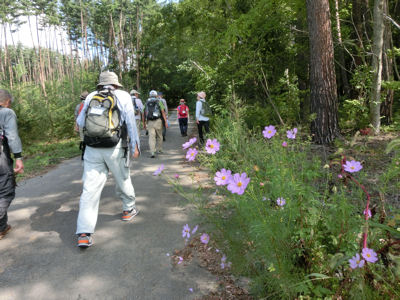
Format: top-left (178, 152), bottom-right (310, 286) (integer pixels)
top-left (75, 71), bottom-right (141, 248)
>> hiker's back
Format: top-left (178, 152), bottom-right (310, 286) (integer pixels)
top-left (83, 88), bottom-right (122, 148)
top-left (145, 98), bottom-right (161, 120)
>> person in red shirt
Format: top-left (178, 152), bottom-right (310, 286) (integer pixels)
top-left (177, 99), bottom-right (189, 136)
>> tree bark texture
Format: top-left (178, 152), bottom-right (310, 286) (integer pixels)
top-left (306, 0), bottom-right (339, 144)
top-left (370, 0), bottom-right (385, 133)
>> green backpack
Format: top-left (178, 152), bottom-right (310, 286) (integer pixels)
top-left (83, 89), bottom-right (122, 147)
top-left (200, 100), bottom-right (212, 117)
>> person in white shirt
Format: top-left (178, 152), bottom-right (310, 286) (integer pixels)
top-left (195, 91), bottom-right (210, 144)
top-left (157, 92), bottom-right (168, 141)
top-left (75, 71), bottom-right (140, 248)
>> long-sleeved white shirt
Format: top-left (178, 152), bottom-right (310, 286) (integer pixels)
top-left (195, 99), bottom-right (210, 121)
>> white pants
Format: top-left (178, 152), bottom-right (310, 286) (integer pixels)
top-left (76, 142), bottom-right (136, 234)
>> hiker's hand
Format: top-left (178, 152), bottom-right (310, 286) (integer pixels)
top-left (14, 159), bottom-right (24, 174)
top-left (196, 120), bottom-right (199, 124)
top-left (133, 146), bottom-right (140, 159)
top-left (165, 122), bottom-right (169, 129)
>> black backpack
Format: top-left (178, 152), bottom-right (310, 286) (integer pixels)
top-left (146, 98), bottom-right (161, 120)
top-left (83, 89), bottom-right (123, 148)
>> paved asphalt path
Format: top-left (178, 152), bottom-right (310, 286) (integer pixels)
top-left (0, 114), bottom-right (216, 299)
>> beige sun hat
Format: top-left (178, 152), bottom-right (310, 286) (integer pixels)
top-left (97, 71), bottom-right (123, 88)
top-left (130, 89), bottom-right (140, 95)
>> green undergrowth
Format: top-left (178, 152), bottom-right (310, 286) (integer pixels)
top-left (17, 138), bottom-right (81, 181)
top-left (178, 104), bottom-right (400, 299)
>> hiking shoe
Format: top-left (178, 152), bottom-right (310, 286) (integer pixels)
top-left (157, 150), bottom-right (163, 154)
top-left (163, 137), bottom-right (166, 141)
top-left (122, 208), bottom-right (139, 221)
top-left (77, 234), bottom-right (93, 248)
top-left (0, 224), bottom-right (11, 240)
top-left (150, 152), bottom-right (155, 158)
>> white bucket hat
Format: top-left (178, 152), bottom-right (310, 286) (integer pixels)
top-left (130, 89), bottom-right (140, 95)
top-left (97, 71), bottom-right (123, 88)
top-left (149, 90), bottom-right (158, 97)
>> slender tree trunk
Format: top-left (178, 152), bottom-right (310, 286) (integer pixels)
top-left (334, 0), bottom-right (350, 96)
top-left (306, 0), bottom-right (340, 144)
top-left (136, 4), bottom-right (142, 90)
top-left (380, 0), bottom-right (394, 124)
top-left (370, 0), bottom-right (385, 134)
top-left (352, 0), bottom-right (370, 66)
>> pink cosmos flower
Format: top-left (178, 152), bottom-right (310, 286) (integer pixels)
top-left (364, 209), bottom-right (372, 220)
top-left (182, 137), bottom-right (197, 149)
top-left (186, 148), bottom-right (198, 161)
top-left (263, 125), bottom-right (276, 139)
top-left (214, 169), bottom-right (232, 186)
top-left (282, 141), bottom-right (288, 147)
top-left (200, 233), bottom-right (210, 244)
top-left (343, 160), bottom-right (363, 173)
top-left (276, 197), bottom-right (286, 206)
top-left (192, 225), bottom-right (199, 234)
top-left (178, 256), bottom-right (183, 264)
top-left (174, 174), bottom-right (180, 179)
top-left (189, 288), bottom-right (193, 293)
top-left (227, 172), bottom-right (251, 195)
top-left (182, 224), bottom-right (191, 238)
top-left (205, 138), bottom-right (220, 154)
top-left (153, 164), bottom-right (165, 176)
top-left (349, 253), bottom-right (365, 269)
top-left (260, 182), bottom-right (265, 187)
top-left (287, 128), bottom-right (297, 139)
top-left (338, 174), bottom-right (343, 179)
top-left (361, 248), bottom-right (378, 263)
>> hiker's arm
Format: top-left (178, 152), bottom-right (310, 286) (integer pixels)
top-left (123, 97), bottom-right (141, 156)
top-left (133, 144), bottom-right (140, 158)
top-left (3, 110), bottom-right (24, 174)
top-left (162, 110), bottom-right (168, 128)
top-left (195, 101), bottom-right (201, 124)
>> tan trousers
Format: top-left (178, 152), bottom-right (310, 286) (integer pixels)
top-left (147, 118), bottom-right (163, 153)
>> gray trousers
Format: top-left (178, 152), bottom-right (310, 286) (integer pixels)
top-left (76, 142), bottom-right (136, 234)
top-left (0, 174), bottom-right (15, 232)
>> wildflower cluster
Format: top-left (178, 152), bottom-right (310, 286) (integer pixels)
top-left (214, 169), bottom-right (250, 195)
top-left (262, 124), bottom-right (298, 146)
top-left (183, 138), bottom-right (221, 162)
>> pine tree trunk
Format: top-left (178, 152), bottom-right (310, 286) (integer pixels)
top-left (136, 5), bottom-right (142, 90)
top-left (306, 0), bottom-right (340, 144)
top-left (370, 0), bottom-right (385, 134)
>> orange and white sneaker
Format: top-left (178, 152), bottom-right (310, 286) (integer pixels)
top-left (77, 233), bottom-right (93, 248)
top-left (122, 208), bottom-right (139, 221)
top-left (0, 224), bottom-right (11, 240)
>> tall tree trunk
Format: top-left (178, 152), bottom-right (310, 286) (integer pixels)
top-left (306, 0), bottom-right (340, 144)
top-left (334, 0), bottom-right (350, 96)
top-left (370, 0), bottom-right (385, 134)
top-left (380, 0), bottom-right (394, 124)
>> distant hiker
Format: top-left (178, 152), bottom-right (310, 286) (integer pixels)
top-left (0, 89), bottom-right (24, 240)
top-left (75, 71), bottom-right (140, 248)
top-left (157, 92), bottom-right (168, 141)
top-left (130, 89), bottom-right (144, 131)
top-left (144, 90), bottom-right (168, 158)
top-left (195, 91), bottom-right (210, 144)
top-left (74, 91), bottom-right (89, 141)
top-left (177, 99), bottom-right (189, 137)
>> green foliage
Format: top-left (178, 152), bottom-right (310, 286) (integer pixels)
top-left (185, 105), bottom-right (400, 298)
top-left (17, 138), bottom-right (81, 181)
